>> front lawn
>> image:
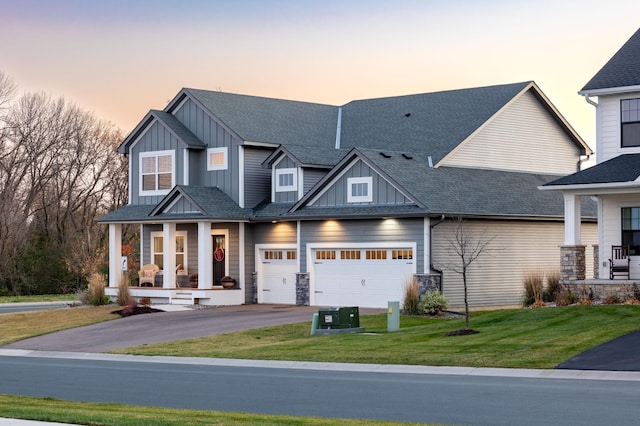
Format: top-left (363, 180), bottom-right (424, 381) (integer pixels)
top-left (113, 305), bottom-right (640, 369)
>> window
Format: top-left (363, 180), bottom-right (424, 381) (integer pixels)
top-left (347, 176), bottom-right (373, 203)
top-left (207, 147), bottom-right (228, 170)
top-left (392, 249), bottom-right (413, 260)
top-left (622, 207), bottom-right (640, 255)
top-left (315, 250), bottom-right (336, 260)
top-left (366, 249), bottom-right (387, 260)
top-left (150, 232), bottom-right (187, 270)
top-left (286, 250), bottom-right (297, 260)
top-left (340, 250), bottom-right (361, 260)
top-left (140, 151), bottom-right (174, 195)
top-left (621, 99), bottom-right (640, 147)
top-left (264, 250), bottom-right (283, 260)
top-left (275, 168), bottom-right (298, 192)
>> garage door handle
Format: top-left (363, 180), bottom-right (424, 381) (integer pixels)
top-left (314, 291), bottom-right (323, 293)
top-left (263, 289), bottom-right (270, 292)
top-left (263, 261), bottom-right (271, 264)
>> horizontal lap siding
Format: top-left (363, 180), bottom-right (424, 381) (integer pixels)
top-left (244, 147), bottom-right (272, 207)
top-left (444, 90), bottom-right (581, 174)
top-left (304, 169), bottom-right (327, 193)
top-left (252, 222), bottom-right (297, 245)
top-left (432, 220), bottom-right (597, 307)
top-left (300, 218), bottom-right (424, 273)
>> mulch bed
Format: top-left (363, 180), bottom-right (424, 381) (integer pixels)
top-left (111, 306), bottom-right (163, 317)
top-left (445, 328), bottom-right (480, 336)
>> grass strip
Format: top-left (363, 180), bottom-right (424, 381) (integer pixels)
top-left (112, 305), bottom-right (640, 369)
top-left (0, 305), bottom-right (116, 346)
top-left (0, 394), bottom-right (426, 425)
top-left (0, 294), bottom-right (77, 303)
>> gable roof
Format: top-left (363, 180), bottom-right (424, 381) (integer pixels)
top-left (581, 27), bottom-right (640, 94)
top-left (263, 144), bottom-right (347, 169)
top-left (541, 154), bottom-right (640, 188)
top-left (117, 110), bottom-right (206, 154)
top-left (178, 89), bottom-right (340, 147)
top-left (339, 82), bottom-right (532, 164)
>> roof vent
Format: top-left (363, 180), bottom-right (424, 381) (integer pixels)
top-left (404, 113), bottom-right (411, 117)
top-left (402, 153), bottom-right (413, 160)
top-left (380, 152), bottom-right (392, 158)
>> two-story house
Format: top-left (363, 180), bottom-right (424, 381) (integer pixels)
top-left (98, 81), bottom-right (596, 308)
top-left (542, 28), bottom-right (640, 282)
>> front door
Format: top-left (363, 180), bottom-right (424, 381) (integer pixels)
top-left (212, 234), bottom-right (226, 285)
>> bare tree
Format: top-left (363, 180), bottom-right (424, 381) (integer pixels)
top-left (0, 72), bottom-right (126, 294)
top-left (439, 217), bottom-right (495, 332)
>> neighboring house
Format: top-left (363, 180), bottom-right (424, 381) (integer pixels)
top-left (98, 81), bottom-right (596, 308)
top-left (542, 27), bottom-right (640, 281)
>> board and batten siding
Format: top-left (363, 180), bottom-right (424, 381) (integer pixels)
top-left (432, 219), bottom-right (598, 307)
top-left (299, 218), bottom-right (424, 273)
top-left (130, 121), bottom-right (184, 205)
top-left (244, 147), bottom-right (273, 208)
top-left (595, 94), bottom-right (640, 164)
top-left (173, 98), bottom-right (242, 204)
top-left (443, 90), bottom-right (582, 175)
top-left (311, 159), bottom-right (412, 206)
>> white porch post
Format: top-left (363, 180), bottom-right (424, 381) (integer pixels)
top-left (163, 223), bottom-right (176, 288)
top-left (108, 223), bottom-right (122, 288)
top-left (564, 193), bottom-right (582, 245)
top-left (198, 221), bottom-right (212, 289)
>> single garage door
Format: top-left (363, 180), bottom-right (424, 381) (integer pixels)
top-left (258, 248), bottom-right (298, 304)
top-left (311, 245), bottom-right (416, 308)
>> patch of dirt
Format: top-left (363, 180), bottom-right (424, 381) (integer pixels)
top-left (445, 328), bottom-right (480, 337)
top-left (111, 306), bottom-right (163, 317)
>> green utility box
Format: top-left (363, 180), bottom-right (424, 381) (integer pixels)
top-left (318, 307), bottom-right (360, 329)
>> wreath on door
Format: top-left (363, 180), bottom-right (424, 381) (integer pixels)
top-left (214, 247), bottom-right (225, 262)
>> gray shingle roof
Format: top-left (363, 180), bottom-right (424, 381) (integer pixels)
top-left (185, 89), bottom-right (339, 147)
top-left (581, 28), bottom-right (640, 92)
top-left (339, 82), bottom-right (531, 164)
top-left (543, 154), bottom-right (640, 186)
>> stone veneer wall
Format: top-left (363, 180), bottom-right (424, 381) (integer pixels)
top-left (414, 274), bottom-right (442, 296)
top-left (560, 245), bottom-right (586, 281)
top-left (251, 272), bottom-right (258, 303)
top-left (593, 244), bottom-right (599, 279)
top-left (296, 272), bottom-right (310, 306)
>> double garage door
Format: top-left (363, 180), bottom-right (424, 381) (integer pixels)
top-left (259, 244), bottom-right (416, 308)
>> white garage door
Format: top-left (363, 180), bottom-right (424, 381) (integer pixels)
top-left (311, 245), bottom-right (416, 308)
top-left (258, 248), bottom-right (298, 304)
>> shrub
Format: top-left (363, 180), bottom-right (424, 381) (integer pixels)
top-left (402, 278), bottom-right (420, 315)
top-left (543, 270), bottom-right (561, 302)
top-left (116, 275), bottom-right (134, 307)
top-left (602, 293), bottom-right (622, 305)
top-left (80, 273), bottom-right (109, 306)
top-left (522, 270), bottom-right (544, 307)
top-left (418, 289), bottom-right (449, 316)
top-left (555, 287), bottom-right (577, 306)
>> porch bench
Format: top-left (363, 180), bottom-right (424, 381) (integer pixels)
top-left (609, 245), bottom-right (630, 280)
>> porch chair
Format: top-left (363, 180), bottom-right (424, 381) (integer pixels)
top-left (609, 246), bottom-right (630, 280)
top-left (138, 264), bottom-right (160, 287)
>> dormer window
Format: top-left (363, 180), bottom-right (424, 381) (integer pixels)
top-left (276, 168), bottom-right (297, 192)
top-left (621, 99), bottom-right (640, 147)
top-left (207, 147), bottom-right (228, 170)
top-left (347, 176), bottom-right (373, 203)
top-left (140, 150), bottom-right (174, 196)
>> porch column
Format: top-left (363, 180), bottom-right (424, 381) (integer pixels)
top-left (198, 221), bottom-right (212, 289)
top-left (564, 193), bottom-right (582, 245)
top-left (424, 217), bottom-right (431, 274)
top-left (108, 223), bottom-right (122, 288)
top-left (163, 223), bottom-right (176, 288)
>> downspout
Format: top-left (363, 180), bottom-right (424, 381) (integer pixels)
top-left (430, 215), bottom-right (446, 291)
top-left (579, 93), bottom-right (598, 171)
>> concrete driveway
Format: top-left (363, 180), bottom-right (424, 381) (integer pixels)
top-left (3, 304), bottom-right (383, 353)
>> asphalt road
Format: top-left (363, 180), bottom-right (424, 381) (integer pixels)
top-left (0, 302), bottom-right (71, 315)
top-left (0, 351), bottom-right (639, 425)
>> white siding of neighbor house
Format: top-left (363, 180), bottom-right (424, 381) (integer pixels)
top-left (442, 90), bottom-right (582, 174)
top-left (595, 94), bottom-right (640, 163)
top-left (432, 219), bottom-right (597, 307)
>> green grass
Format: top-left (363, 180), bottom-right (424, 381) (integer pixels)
top-left (0, 294), bottom-right (77, 303)
top-left (113, 305), bottom-right (640, 369)
top-left (0, 394), bottom-right (426, 425)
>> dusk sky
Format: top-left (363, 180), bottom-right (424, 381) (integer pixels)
top-left (2, 0), bottom-right (640, 149)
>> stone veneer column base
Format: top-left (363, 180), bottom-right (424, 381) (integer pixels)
top-left (295, 272), bottom-right (310, 306)
top-left (560, 245), bottom-right (586, 282)
top-left (413, 274), bottom-right (443, 296)
top-left (593, 244), bottom-right (599, 279)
